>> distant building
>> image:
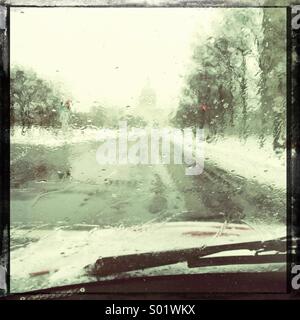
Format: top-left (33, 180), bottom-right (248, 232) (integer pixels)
top-left (138, 78), bottom-right (157, 108)
top-left (137, 79), bottom-right (162, 124)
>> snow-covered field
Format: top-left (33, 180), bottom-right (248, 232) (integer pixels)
top-left (11, 126), bottom-right (114, 147)
top-left (205, 136), bottom-right (286, 191)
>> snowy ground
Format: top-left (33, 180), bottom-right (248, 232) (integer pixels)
top-left (204, 136), bottom-right (286, 191)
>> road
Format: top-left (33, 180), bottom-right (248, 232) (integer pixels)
top-left (11, 137), bottom-right (285, 229)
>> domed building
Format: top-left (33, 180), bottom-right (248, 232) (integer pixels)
top-left (138, 78), bottom-right (157, 109)
top-left (136, 79), bottom-right (166, 125)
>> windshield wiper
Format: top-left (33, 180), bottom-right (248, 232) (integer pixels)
top-left (85, 236), bottom-right (293, 277)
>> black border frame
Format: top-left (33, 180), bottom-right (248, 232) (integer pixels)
top-left (0, 4), bottom-right (10, 295)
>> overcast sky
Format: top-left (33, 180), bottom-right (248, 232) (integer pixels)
top-left (11, 7), bottom-right (221, 112)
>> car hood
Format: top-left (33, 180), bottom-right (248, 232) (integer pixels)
top-left (10, 221), bottom-right (285, 292)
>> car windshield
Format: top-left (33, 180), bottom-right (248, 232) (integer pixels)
top-left (10, 7), bottom-right (287, 293)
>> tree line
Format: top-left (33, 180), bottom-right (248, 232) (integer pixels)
top-left (173, 8), bottom-right (286, 152)
top-left (10, 66), bottom-right (148, 130)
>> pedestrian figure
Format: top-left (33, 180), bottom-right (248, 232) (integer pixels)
top-left (59, 100), bottom-right (71, 130)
